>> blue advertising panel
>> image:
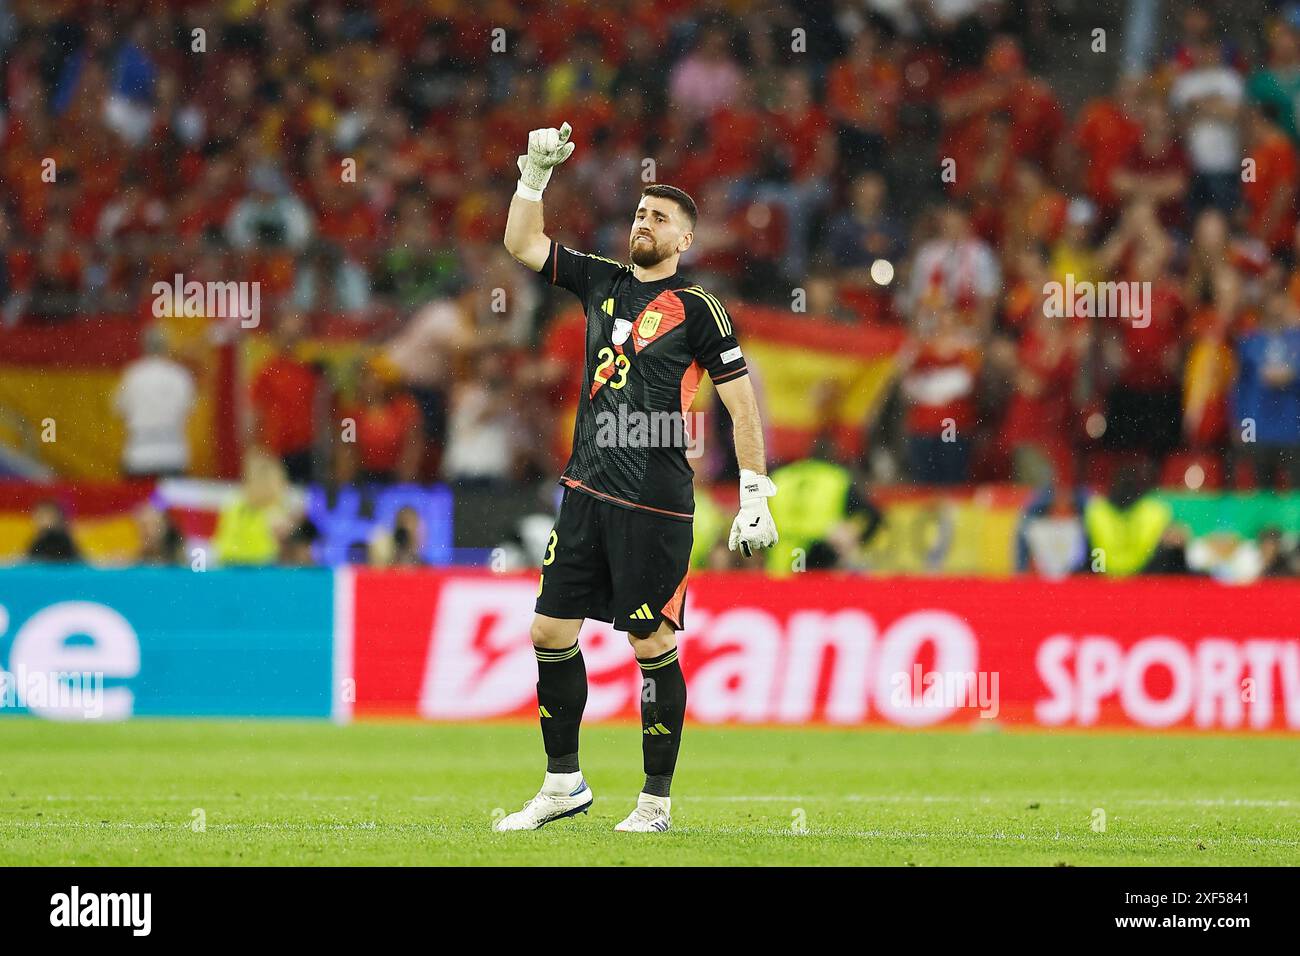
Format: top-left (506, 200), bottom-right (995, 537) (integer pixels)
top-left (0, 568), bottom-right (334, 720)
top-left (304, 483), bottom-right (454, 566)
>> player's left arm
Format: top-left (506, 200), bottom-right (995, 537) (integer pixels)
top-left (715, 375), bottom-right (778, 557)
top-left (714, 375), bottom-right (766, 476)
top-left (682, 287), bottom-right (778, 557)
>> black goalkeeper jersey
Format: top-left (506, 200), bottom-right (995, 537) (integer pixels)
top-left (537, 240), bottom-right (749, 521)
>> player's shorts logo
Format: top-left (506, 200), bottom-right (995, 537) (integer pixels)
top-left (637, 311), bottom-right (662, 338)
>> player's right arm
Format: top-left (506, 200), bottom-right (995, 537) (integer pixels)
top-left (503, 122), bottom-right (575, 272)
top-left (503, 191), bottom-right (551, 272)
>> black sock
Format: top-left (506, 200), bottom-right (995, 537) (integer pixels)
top-left (536, 642), bottom-right (587, 773)
top-left (638, 647), bottom-right (686, 797)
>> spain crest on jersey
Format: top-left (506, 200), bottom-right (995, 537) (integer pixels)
top-left (638, 310), bottom-right (662, 338)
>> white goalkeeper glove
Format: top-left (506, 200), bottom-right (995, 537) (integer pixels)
top-left (515, 121), bottom-right (575, 201)
top-left (728, 469), bottom-right (779, 558)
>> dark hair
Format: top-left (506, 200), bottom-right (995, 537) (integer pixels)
top-left (641, 183), bottom-right (698, 230)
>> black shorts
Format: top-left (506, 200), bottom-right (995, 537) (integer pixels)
top-left (535, 487), bottom-right (692, 632)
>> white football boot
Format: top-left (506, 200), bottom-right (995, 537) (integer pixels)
top-left (494, 773), bottom-right (593, 831)
top-left (614, 793), bottom-right (671, 832)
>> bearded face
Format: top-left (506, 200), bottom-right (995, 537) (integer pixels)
top-left (629, 230), bottom-right (670, 267)
top-left (628, 197), bottom-right (689, 268)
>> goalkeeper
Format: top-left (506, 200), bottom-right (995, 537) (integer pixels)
top-left (497, 122), bottom-right (778, 833)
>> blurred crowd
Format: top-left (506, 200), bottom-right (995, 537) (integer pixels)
top-left (6, 1), bottom-right (1300, 574)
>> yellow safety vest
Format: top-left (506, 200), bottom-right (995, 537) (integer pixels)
top-left (1083, 495), bottom-right (1172, 577)
top-left (765, 459), bottom-right (853, 575)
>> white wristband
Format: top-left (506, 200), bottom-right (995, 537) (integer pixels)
top-left (515, 179), bottom-right (544, 202)
top-left (739, 469), bottom-right (776, 501)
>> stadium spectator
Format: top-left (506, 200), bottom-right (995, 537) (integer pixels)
top-left (821, 171), bottom-right (903, 283)
top-left (394, 22), bottom-right (459, 126)
top-left (803, 266), bottom-right (863, 324)
top-left (518, 306), bottom-right (587, 470)
top-left (1233, 288), bottom-right (1300, 488)
top-left (1048, 198), bottom-right (1101, 288)
top-left (1070, 74), bottom-right (1145, 219)
top-left (906, 204), bottom-right (1000, 332)
top-left (338, 357), bottom-right (423, 485)
top-left (940, 35), bottom-right (1063, 193)
top-left (738, 69), bottom-right (837, 284)
top-left (113, 324), bottom-right (196, 479)
top-left (1240, 101), bottom-right (1298, 256)
top-left (765, 443), bottom-right (882, 576)
top-left (102, 20), bottom-right (160, 147)
top-left (226, 164), bottom-right (314, 252)
top-left (1245, 18), bottom-right (1300, 145)
top-left (212, 451), bottom-right (297, 567)
top-left (611, 28), bottom-right (667, 107)
top-left (1016, 482), bottom-right (1090, 578)
top-left (1083, 465), bottom-right (1174, 577)
top-left (544, 30), bottom-right (615, 107)
top-left (25, 500), bottom-right (81, 563)
top-left (668, 24), bottom-right (743, 121)
top-left (281, 517), bottom-right (320, 567)
top-left (1111, 98), bottom-right (1189, 229)
top-left (1181, 236), bottom-right (1242, 457)
top-left (1256, 525), bottom-right (1297, 577)
top-left (997, 159), bottom-right (1067, 255)
top-left (373, 196), bottom-right (463, 308)
top-left (995, 305), bottom-right (1086, 486)
top-left (249, 311), bottom-right (320, 485)
top-left (382, 291), bottom-right (473, 468)
top-left (441, 349), bottom-right (521, 487)
top-left (368, 505), bottom-right (426, 568)
top-left (1169, 33), bottom-right (1244, 218)
top-left (132, 503), bottom-right (187, 566)
top-left (1096, 203), bottom-right (1186, 467)
top-left (1145, 522), bottom-right (1195, 575)
top-left (22, 221), bottom-right (83, 324)
top-left (825, 25), bottom-right (900, 174)
top-left (899, 305), bottom-right (981, 484)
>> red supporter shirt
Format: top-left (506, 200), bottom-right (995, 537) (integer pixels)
top-left (1117, 282), bottom-right (1186, 391)
top-left (709, 104), bottom-right (764, 178)
top-left (1243, 131), bottom-right (1298, 251)
top-left (1117, 138), bottom-right (1189, 227)
top-left (825, 59), bottom-right (902, 138)
top-left (904, 343), bottom-right (981, 436)
top-left (343, 396), bottom-right (421, 473)
top-left (1073, 98), bottom-right (1143, 211)
top-left (250, 356), bottom-right (318, 455)
top-left (771, 105), bottom-right (834, 179)
top-left (1001, 324), bottom-right (1078, 446)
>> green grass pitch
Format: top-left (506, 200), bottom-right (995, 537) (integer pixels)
top-left (0, 720), bottom-right (1295, 866)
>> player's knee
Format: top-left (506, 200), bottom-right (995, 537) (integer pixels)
top-left (530, 616), bottom-right (576, 649)
top-left (628, 628), bottom-right (675, 657)
top-left (530, 618), bottom-right (556, 647)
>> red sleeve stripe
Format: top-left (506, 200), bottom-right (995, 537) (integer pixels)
top-left (551, 242), bottom-right (559, 284)
top-left (711, 366), bottom-right (749, 384)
